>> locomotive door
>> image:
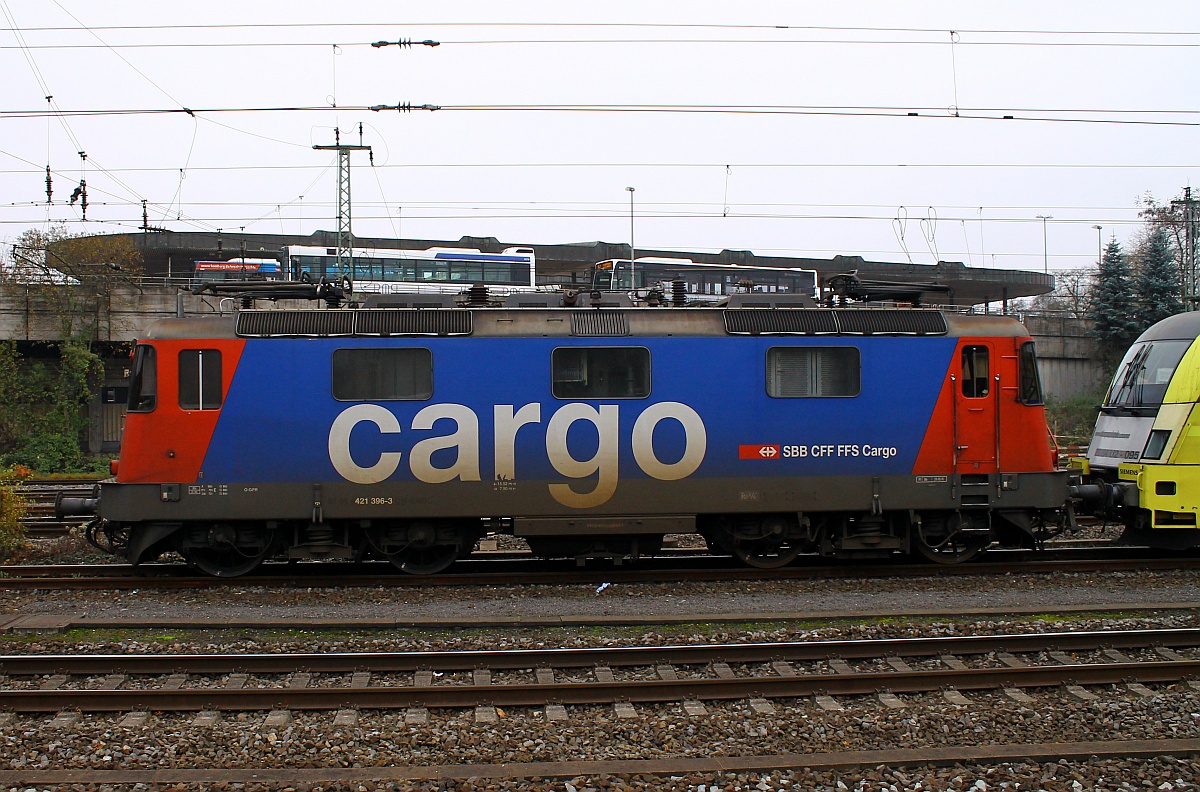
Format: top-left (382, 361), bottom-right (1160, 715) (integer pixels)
top-left (953, 343), bottom-right (999, 473)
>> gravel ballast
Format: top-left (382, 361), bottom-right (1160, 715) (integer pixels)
top-left (0, 565), bottom-right (1198, 790)
top-left (0, 568), bottom-right (1198, 625)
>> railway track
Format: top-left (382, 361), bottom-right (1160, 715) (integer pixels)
top-left (1, 629), bottom-right (1199, 785)
top-left (0, 548), bottom-right (1195, 589)
top-left (1, 742), bottom-right (1199, 788)
top-left (12, 479), bottom-right (99, 539)
top-left (1, 627), bottom-right (1197, 713)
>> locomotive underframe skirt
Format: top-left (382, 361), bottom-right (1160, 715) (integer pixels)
top-left (99, 471), bottom-right (1070, 528)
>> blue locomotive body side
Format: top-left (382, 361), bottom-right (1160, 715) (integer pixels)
top-left (198, 335), bottom-right (957, 494)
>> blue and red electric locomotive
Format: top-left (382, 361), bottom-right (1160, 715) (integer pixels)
top-left (74, 295), bottom-right (1067, 576)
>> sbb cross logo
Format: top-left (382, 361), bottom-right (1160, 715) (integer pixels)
top-left (739, 444), bottom-right (780, 460)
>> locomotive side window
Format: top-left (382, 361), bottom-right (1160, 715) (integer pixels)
top-left (767, 347), bottom-right (860, 398)
top-left (552, 347), bottom-right (650, 399)
top-left (178, 350), bottom-right (223, 410)
top-left (127, 344), bottom-right (157, 412)
top-left (1018, 341), bottom-right (1044, 405)
top-left (961, 346), bottom-right (990, 398)
top-left (332, 348), bottom-right (433, 401)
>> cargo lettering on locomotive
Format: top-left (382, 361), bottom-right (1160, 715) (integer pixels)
top-left (326, 400), bottom-right (708, 507)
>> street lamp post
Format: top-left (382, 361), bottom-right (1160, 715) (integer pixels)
top-left (1092, 225), bottom-right (1103, 265)
top-left (626, 186), bottom-right (636, 290)
top-left (1036, 215), bottom-right (1053, 273)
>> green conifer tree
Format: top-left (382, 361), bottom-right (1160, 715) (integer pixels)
top-left (1135, 226), bottom-right (1183, 328)
top-left (1091, 239), bottom-right (1141, 363)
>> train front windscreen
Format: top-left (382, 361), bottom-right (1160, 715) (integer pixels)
top-left (1088, 338), bottom-right (1193, 469)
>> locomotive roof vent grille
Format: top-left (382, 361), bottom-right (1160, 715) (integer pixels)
top-left (356, 309), bottom-right (473, 337)
top-left (833, 309), bottom-right (947, 335)
top-left (235, 309), bottom-right (474, 337)
top-left (571, 310), bottom-right (630, 336)
top-left (236, 310), bottom-right (356, 337)
top-left (724, 309), bottom-right (839, 335)
top-left (723, 308), bottom-right (946, 336)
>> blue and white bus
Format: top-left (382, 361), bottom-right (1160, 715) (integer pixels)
top-left (593, 257), bottom-right (818, 300)
top-left (284, 245), bottom-right (536, 295)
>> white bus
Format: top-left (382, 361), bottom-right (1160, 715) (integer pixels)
top-left (283, 245), bottom-right (536, 295)
top-left (593, 257), bottom-right (818, 299)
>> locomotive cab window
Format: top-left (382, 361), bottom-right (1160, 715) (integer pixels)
top-left (767, 347), bottom-right (860, 398)
top-left (127, 344), bottom-right (157, 412)
top-left (1104, 340), bottom-right (1191, 411)
top-left (333, 348), bottom-right (433, 401)
top-left (961, 346), bottom-right (990, 398)
top-left (553, 347), bottom-right (650, 399)
top-left (1018, 341), bottom-right (1044, 405)
top-left (178, 349), bottom-right (223, 410)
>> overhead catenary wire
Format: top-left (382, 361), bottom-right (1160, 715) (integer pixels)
top-left (1, 37), bottom-right (1196, 50)
top-left (161, 115), bottom-right (199, 223)
top-left (0, 205), bottom-right (1158, 225)
top-left (0, 19), bottom-right (1194, 36)
top-left (44, 2), bottom-right (209, 222)
top-left (0, 2), bottom-right (223, 231)
top-left (1, 0), bottom-right (87, 199)
top-left (0, 150), bottom-right (1195, 173)
top-left (0, 186), bottom-right (1183, 218)
top-left (1, 104), bottom-right (1195, 126)
top-left (46, 1), bottom-right (306, 154)
top-left (6, 0), bottom-right (312, 214)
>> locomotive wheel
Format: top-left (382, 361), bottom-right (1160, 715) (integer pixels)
top-left (914, 515), bottom-right (990, 565)
top-left (183, 524), bottom-right (274, 578)
top-left (369, 522), bottom-right (464, 575)
top-left (913, 535), bottom-right (988, 564)
top-left (732, 538), bottom-right (801, 569)
top-left (184, 545), bottom-right (271, 577)
top-left (726, 515), bottom-right (802, 569)
top-left (387, 542), bottom-right (461, 575)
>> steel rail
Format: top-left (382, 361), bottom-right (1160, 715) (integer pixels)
top-left (2, 739), bottom-right (1200, 786)
top-left (2, 627), bottom-right (1197, 675)
top-left (1, 660), bottom-right (1198, 713)
top-left (0, 553), bottom-right (1195, 590)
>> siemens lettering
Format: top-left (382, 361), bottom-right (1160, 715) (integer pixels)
top-left (327, 401), bottom-right (707, 507)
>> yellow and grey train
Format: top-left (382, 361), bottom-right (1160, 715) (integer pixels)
top-left (1072, 311), bottom-right (1200, 547)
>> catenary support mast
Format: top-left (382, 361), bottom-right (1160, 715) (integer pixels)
top-left (313, 125), bottom-right (371, 292)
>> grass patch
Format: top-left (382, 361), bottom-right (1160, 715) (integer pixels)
top-left (0, 609), bottom-right (1187, 651)
top-left (1024, 610), bottom-right (1150, 623)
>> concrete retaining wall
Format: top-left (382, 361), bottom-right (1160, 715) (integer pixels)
top-left (1022, 314), bottom-right (1105, 400)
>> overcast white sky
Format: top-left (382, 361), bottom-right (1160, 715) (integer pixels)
top-left (1, 1), bottom-right (1196, 274)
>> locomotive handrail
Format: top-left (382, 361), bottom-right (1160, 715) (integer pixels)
top-left (950, 374), bottom-right (960, 471)
top-left (994, 373), bottom-right (1002, 495)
